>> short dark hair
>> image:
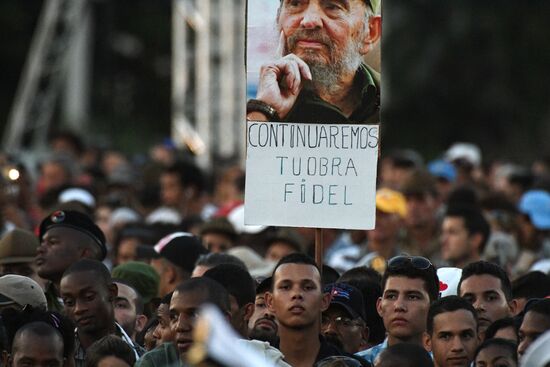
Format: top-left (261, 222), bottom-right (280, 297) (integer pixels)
top-left (163, 161), bottom-right (205, 193)
top-left (175, 277), bottom-right (231, 313)
top-left (458, 261), bottom-right (512, 301)
top-left (427, 296), bottom-right (478, 335)
top-left (322, 265), bottom-right (340, 287)
top-left (512, 271), bottom-right (550, 299)
top-left (271, 253), bottom-right (320, 287)
top-left (160, 291), bottom-right (173, 305)
top-left (444, 205), bottom-right (491, 253)
top-left (62, 259), bottom-right (112, 287)
top-left (484, 317), bottom-right (519, 341)
top-left (12, 321), bottom-right (64, 356)
top-left (377, 342), bottom-right (434, 367)
top-left (381, 257), bottom-right (439, 302)
top-left (526, 298), bottom-right (550, 319)
top-left (473, 338), bottom-right (517, 364)
top-left (85, 335), bottom-right (136, 367)
top-left (2, 308), bottom-right (75, 358)
top-left (203, 264), bottom-right (255, 308)
top-left (195, 252), bottom-right (247, 270)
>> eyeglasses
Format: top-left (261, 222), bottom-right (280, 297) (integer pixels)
top-left (387, 255), bottom-right (433, 270)
top-left (321, 315), bottom-right (363, 330)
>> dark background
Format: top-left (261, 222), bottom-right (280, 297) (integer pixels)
top-left (382, 0), bottom-right (550, 163)
top-left (1, 1), bottom-right (550, 163)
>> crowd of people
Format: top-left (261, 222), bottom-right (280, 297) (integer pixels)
top-left (0, 129), bottom-right (549, 367)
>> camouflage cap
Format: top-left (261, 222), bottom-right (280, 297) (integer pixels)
top-left (279, 0), bottom-right (380, 14)
top-left (112, 261), bottom-right (160, 304)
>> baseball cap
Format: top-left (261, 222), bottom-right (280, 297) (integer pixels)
top-left (376, 188), bottom-right (407, 218)
top-left (228, 205), bottom-right (267, 234)
top-left (401, 169), bottom-right (438, 197)
top-left (278, 0), bottom-right (379, 13)
top-left (199, 217), bottom-right (238, 241)
top-left (0, 274), bottom-right (47, 310)
top-left (58, 187), bottom-right (96, 208)
top-left (227, 246), bottom-right (276, 278)
top-left (437, 267), bottom-right (462, 297)
top-left (518, 190), bottom-right (550, 230)
top-left (444, 142), bottom-right (482, 167)
top-left (0, 228), bottom-right (39, 264)
top-left (112, 261), bottom-right (160, 304)
top-left (428, 159), bottom-right (457, 182)
top-left (39, 210), bottom-right (107, 260)
top-left (150, 232), bottom-right (208, 273)
top-left (324, 283), bottom-right (366, 321)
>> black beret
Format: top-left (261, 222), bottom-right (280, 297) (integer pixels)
top-left (39, 210), bottom-right (107, 260)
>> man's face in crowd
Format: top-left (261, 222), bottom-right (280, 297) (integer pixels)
top-left (267, 263), bottom-right (329, 330)
top-left (321, 305), bottom-right (367, 354)
top-left (459, 275), bottom-right (514, 334)
top-left (202, 233), bottom-right (233, 253)
top-left (248, 293), bottom-right (278, 343)
top-left (116, 238), bottom-right (139, 265)
top-left (405, 193), bottom-right (438, 229)
top-left (475, 345), bottom-right (517, 367)
top-left (265, 242), bottom-right (298, 262)
top-left (517, 310), bottom-right (550, 358)
top-left (425, 310), bottom-right (479, 367)
top-left (440, 216), bottom-right (476, 265)
top-left (368, 210), bottom-right (402, 244)
top-left (377, 276), bottom-right (431, 341)
top-left (277, 0), bottom-right (372, 88)
top-left (10, 331), bottom-right (64, 367)
top-left (153, 302), bottom-right (176, 343)
top-left (114, 282), bottom-right (139, 337)
top-left (160, 172), bottom-right (184, 207)
top-left (36, 227), bottom-right (85, 282)
top-left (151, 258), bottom-right (175, 297)
top-left (227, 294), bottom-right (252, 337)
top-left (61, 270), bottom-right (115, 335)
top-left (170, 289), bottom-right (207, 361)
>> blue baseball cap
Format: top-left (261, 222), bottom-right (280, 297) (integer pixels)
top-left (428, 159), bottom-right (456, 182)
top-left (519, 190), bottom-right (550, 230)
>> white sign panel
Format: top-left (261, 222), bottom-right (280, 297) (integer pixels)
top-left (244, 122), bottom-right (379, 230)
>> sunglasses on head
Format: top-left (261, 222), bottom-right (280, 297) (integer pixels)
top-left (387, 255), bottom-right (433, 270)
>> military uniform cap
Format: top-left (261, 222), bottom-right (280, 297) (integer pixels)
top-left (39, 210), bottom-right (107, 260)
top-left (112, 261), bottom-right (160, 304)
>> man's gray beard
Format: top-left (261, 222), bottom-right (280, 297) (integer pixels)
top-left (282, 30), bottom-right (365, 95)
top-left (305, 51), bottom-right (363, 95)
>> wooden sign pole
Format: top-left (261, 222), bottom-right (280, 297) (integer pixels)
top-left (315, 228), bottom-right (324, 273)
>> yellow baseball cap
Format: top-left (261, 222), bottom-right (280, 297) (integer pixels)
top-left (376, 188), bottom-right (407, 218)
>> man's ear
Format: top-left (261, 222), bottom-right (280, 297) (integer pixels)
top-left (265, 291), bottom-right (275, 313)
top-left (423, 332), bottom-right (432, 352)
top-left (244, 302), bottom-right (255, 322)
top-left (508, 298), bottom-right (519, 316)
top-left (470, 232), bottom-right (484, 254)
top-left (166, 265), bottom-right (177, 284)
top-left (376, 297), bottom-right (383, 317)
top-left (358, 326), bottom-right (370, 351)
top-left (320, 291), bottom-right (331, 312)
top-left (360, 15), bottom-right (382, 55)
top-left (135, 314), bottom-right (148, 334)
top-left (3, 350), bottom-right (11, 367)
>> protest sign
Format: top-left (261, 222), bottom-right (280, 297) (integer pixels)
top-left (244, 122), bottom-right (379, 230)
